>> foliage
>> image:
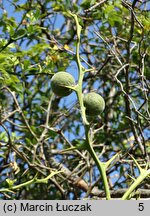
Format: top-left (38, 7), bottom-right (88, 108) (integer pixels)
top-left (0, 0), bottom-right (150, 200)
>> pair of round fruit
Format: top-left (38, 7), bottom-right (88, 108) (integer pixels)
top-left (51, 72), bottom-right (105, 116)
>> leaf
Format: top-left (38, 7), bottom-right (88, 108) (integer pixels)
top-left (104, 4), bottom-right (122, 27)
top-left (33, 9), bottom-right (41, 20)
top-left (0, 53), bottom-right (8, 63)
top-left (81, 0), bottom-right (96, 9)
top-left (12, 28), bottom-right (27, 40)
top-left (6, 178), bottom-right (16, 187)
top-left (0, 131), bottom-right (7, 141)
top-left (64, 44), bottom-right (70, 50)
top-left (47, 128), bottom-right (58, 138)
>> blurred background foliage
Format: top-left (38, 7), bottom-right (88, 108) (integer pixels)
top-left (0, 0), bottom-right (149, 199)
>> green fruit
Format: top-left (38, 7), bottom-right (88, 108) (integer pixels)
top-left (83, 92), bottom-right (105, 116)
top-left (51, 72), bottom-right (75, 97)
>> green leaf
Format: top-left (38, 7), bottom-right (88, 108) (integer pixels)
top-left (72, 139), bottom-right (87, 150)
top-left (0, 131), bottom-right (7, 141)
top-left (6, 178), bottom-right (16, 187)
top-left (33, 9), bottom-right (41, 20)
top-left (12, 28), bottom-right (27, 40)
top-left (0, 53), bottom-right (8, 63)
top-left (81, 0), bottom-right (96, 9)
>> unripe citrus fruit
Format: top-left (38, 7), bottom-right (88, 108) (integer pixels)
top-left (83, 92), bottom-right (105, 116)
top-left (51, 72), bottom-right (75, 97)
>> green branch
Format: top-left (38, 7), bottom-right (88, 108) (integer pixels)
top-left (85, 126), bottom-right (111, 200)
top-left (122, 169), bottom-right (150, 200)
top-left (68, 11), bottom-right (89, 125)
top-left (68, 12), bottom-right (111, 200)
top-left (121, 156), bottom-right (150, 200)
top-left (0, 171), bottom-right (62, 194)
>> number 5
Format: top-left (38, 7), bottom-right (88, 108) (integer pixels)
top-left (138, 203), bottom-right (144, 211)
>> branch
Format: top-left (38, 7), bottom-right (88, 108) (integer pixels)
top-left (84, 0), bottom-right (107, 12)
